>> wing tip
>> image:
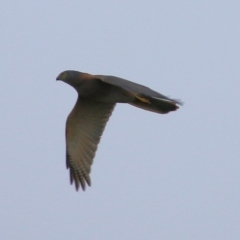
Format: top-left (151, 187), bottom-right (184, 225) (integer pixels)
top-left (69, 170), bottom-right (91, 191)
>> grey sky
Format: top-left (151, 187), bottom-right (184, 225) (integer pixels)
top-left (1, 1), bottom-right (240, 239)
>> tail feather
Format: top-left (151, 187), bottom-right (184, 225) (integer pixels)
top-left (129, 95), bottom-right (182, 114)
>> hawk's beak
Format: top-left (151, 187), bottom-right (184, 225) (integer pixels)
top-left (56, 72), bottom-right (67, 81)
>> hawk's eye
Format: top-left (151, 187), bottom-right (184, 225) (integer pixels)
top-left (61, 72), bottom-right (67, 79)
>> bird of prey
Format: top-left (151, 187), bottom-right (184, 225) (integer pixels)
top-left (56, 70), bottom-right (182, 191)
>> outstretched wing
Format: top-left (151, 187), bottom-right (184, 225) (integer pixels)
top-left (66, 96), bottom-right (116, 190)
top-left (96, 75), bottom-right (182, 114)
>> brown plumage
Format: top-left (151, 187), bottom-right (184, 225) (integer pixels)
top-left (56, 70), bottom-right (182, 191)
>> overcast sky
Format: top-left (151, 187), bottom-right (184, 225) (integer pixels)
top-left (1, 1), bottom-right (240, 239)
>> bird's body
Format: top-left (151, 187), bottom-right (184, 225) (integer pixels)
top-left (57, 70), bottom-right (182, 191)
